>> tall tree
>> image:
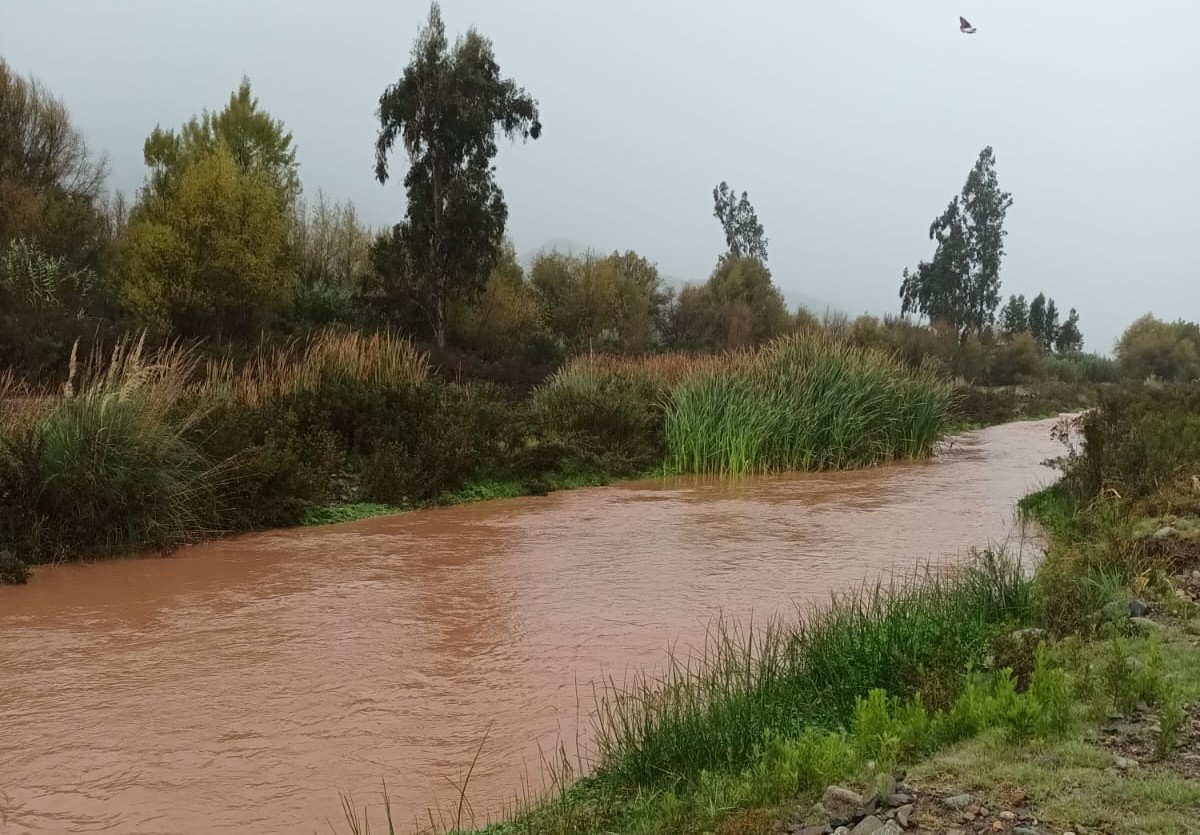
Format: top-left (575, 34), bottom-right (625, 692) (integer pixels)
top-left (1027, 292), bottom-right (1062, 352)
top-left (373, 2), bottom-right (541, 347)
top-left (1055, 308), bottom-right (1084, 353)
top-left (999, 293), bottom-right (1029, 335)
top-left (900, 146), bottom-right (1013, 337)
top-left (1028, 293), bottom-right (1047, 348)
top-left (712, 182), bottom-right (768, 262)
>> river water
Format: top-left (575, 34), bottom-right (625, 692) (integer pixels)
top-left (0, 418), bottom-right (1065, 835)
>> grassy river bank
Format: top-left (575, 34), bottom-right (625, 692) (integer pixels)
top-left (340, 385), bottom-right (1200, 835)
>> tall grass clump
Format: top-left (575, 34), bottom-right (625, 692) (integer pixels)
top-left (591, 550), bottom-right (1031, 789)
top-left (0, 335), bottom-right (226, 564)
top-left (663, 332), bottom-right (953, 474)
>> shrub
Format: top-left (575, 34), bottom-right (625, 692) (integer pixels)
top-left (532, 359), bottom-right (666, 474)
top-left (1065, 386), bottom-right (1200, 502)
top-left (0, 338), bottom-right (224, 564)
top-left (1116, 315), bottom-right (1200, 382)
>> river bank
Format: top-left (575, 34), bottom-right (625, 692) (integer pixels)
top-left (0, 418), bottom-right (1062, 835)
top-left (398, 387), bottom-right (1198, 835)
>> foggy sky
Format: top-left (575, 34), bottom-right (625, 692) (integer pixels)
top-left (3, 0), bottom-right (1197, 352)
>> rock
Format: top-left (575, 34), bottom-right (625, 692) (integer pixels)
top-left (992, 823), bottom-right (1005, 832)
top-left (1153, 526), bottom-right (1175, 540)
top-left (823, 786), bottom-right (865, 820)
top-left (1128, 598), bottom-right (1150, 616)
top-left (1001, 811), bottom-right (1017, 821)
top-left (797, 827), bottom-right (828, 835)
top-left (1114, 755), bottom-right (1138, 769)
top-left (894, 805), bottom-right (913, 828)
top-left (944, 794), bottom-right (974, 810)
top-left (1009, 627), bottom-right (1046, 642)
top-left (1010, 790), bottom-right (1029, 806)
top-left (886, 793), bottom-right (912, 807)
top-left (1130, 616), bottom-right (1163, 631)
top-left (1013, 829), bottom-right (1043, 835)
top-left (833, 828), bottom-right (851, 835)
top-left (877, 822), bottom-right (902, 835)
top-left (850, 816), bottom-right (883, 835)
top-left (965, 804), bottom-right (982, 818)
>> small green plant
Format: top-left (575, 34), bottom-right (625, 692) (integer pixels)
top-left (1029, 643), bottom-right (1075, 736)
top-left (1157, 687), bottom-right (1186, 760)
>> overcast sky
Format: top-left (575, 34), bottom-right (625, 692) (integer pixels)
top-left (3, 1), bottom-right (1197, 352)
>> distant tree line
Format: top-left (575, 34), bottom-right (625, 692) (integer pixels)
top-left (2, 6), bottom-right (1194, 387)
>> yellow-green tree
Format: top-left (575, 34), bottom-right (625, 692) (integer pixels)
top-left (118, 145), bottom-right (291, 335)
top-left (448, 242), bottom-right (543, 357)
top-left (531, 250), bottom-right (668, 353)
top-left (117, 79), bottom-right (296, 336)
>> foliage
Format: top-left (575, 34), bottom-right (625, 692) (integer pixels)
top-left (449, 249), bottom-right (544, 358)
top-left (290, 191), bottom-right (373, 324)
top-left (0, 338), bottom-right (224, 565)
top-left (0, 58), bottom-right (112, 271)
top-left (530, 250), bottom-right (670, 353)
top-left (900, 147), bottom-right (1012, 337)
top-left (118, 144), bottom-right (293, 336)
top-left (667, 257), bottom-right (791, 351)
top-left (999, 294), bottom-right (1029, 335)
top-left (1056, 308), bottom-right (1084, 353)
top-left (373, 2), bottom-right (540, 347)
top-left (1116, 315), bottom-right (1200, 382)
top-left (532, 358), bottom-right (666, 474)
top-left (142, 77), bottom-right (299, 204)
top-left (1062, 385), bottom-right (1200, 503)
top-left (0, 238), bottom-right (107, 376)
top-left (991, 331), bottom-right (1041, 384)
top-left (712, 181), bottom-right (768, 262)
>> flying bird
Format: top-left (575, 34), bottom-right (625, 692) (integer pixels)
top-left (959, 16), bottom-right (977, 34)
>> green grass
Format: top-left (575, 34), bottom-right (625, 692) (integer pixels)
top-left (589, 552), bottom-right (1032, 790)
top-left (302, 503), bottom-right (401, 526)
top-left (663, 334), bottom-right (953, 474)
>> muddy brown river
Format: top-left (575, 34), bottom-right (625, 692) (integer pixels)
top-left (0, 419), bottom-right (1065, 835)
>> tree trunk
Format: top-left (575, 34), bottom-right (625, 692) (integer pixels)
top-left (433, 294), bottom-right (446, 348)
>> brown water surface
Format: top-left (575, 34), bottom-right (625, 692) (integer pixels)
top-left (0, 419), bottom-right (1064, 835)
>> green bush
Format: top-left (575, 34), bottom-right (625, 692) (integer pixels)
top-left (532, 364), bottom-right (665, 474)
top-left (0, 382), bottom-right (222, 564)
top-left (1066, 386), bottom-right (1200, 502)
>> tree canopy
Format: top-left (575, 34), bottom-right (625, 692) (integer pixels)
top-left (900, 147), bottom-right (1012, 337)
top-left (142, 78), bottom-right (299, 205)
top-left (712, 182), bottom-right (768, 262)
top-left (372, 2), bottom-right (541, 347)
top-left (117, 79), bottom-right (297, 336)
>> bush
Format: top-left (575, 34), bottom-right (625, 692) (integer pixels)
top-left (1065, 386), bottom-right (1200, 502)
top-left (1116, 315), bottom-right (1200, 382)
top-left (0, 549), bottom-right (29, 584)
top-left (532, 360), bottom-right (666, 474)
top-left (0, 342), bottom-right (223, 564)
